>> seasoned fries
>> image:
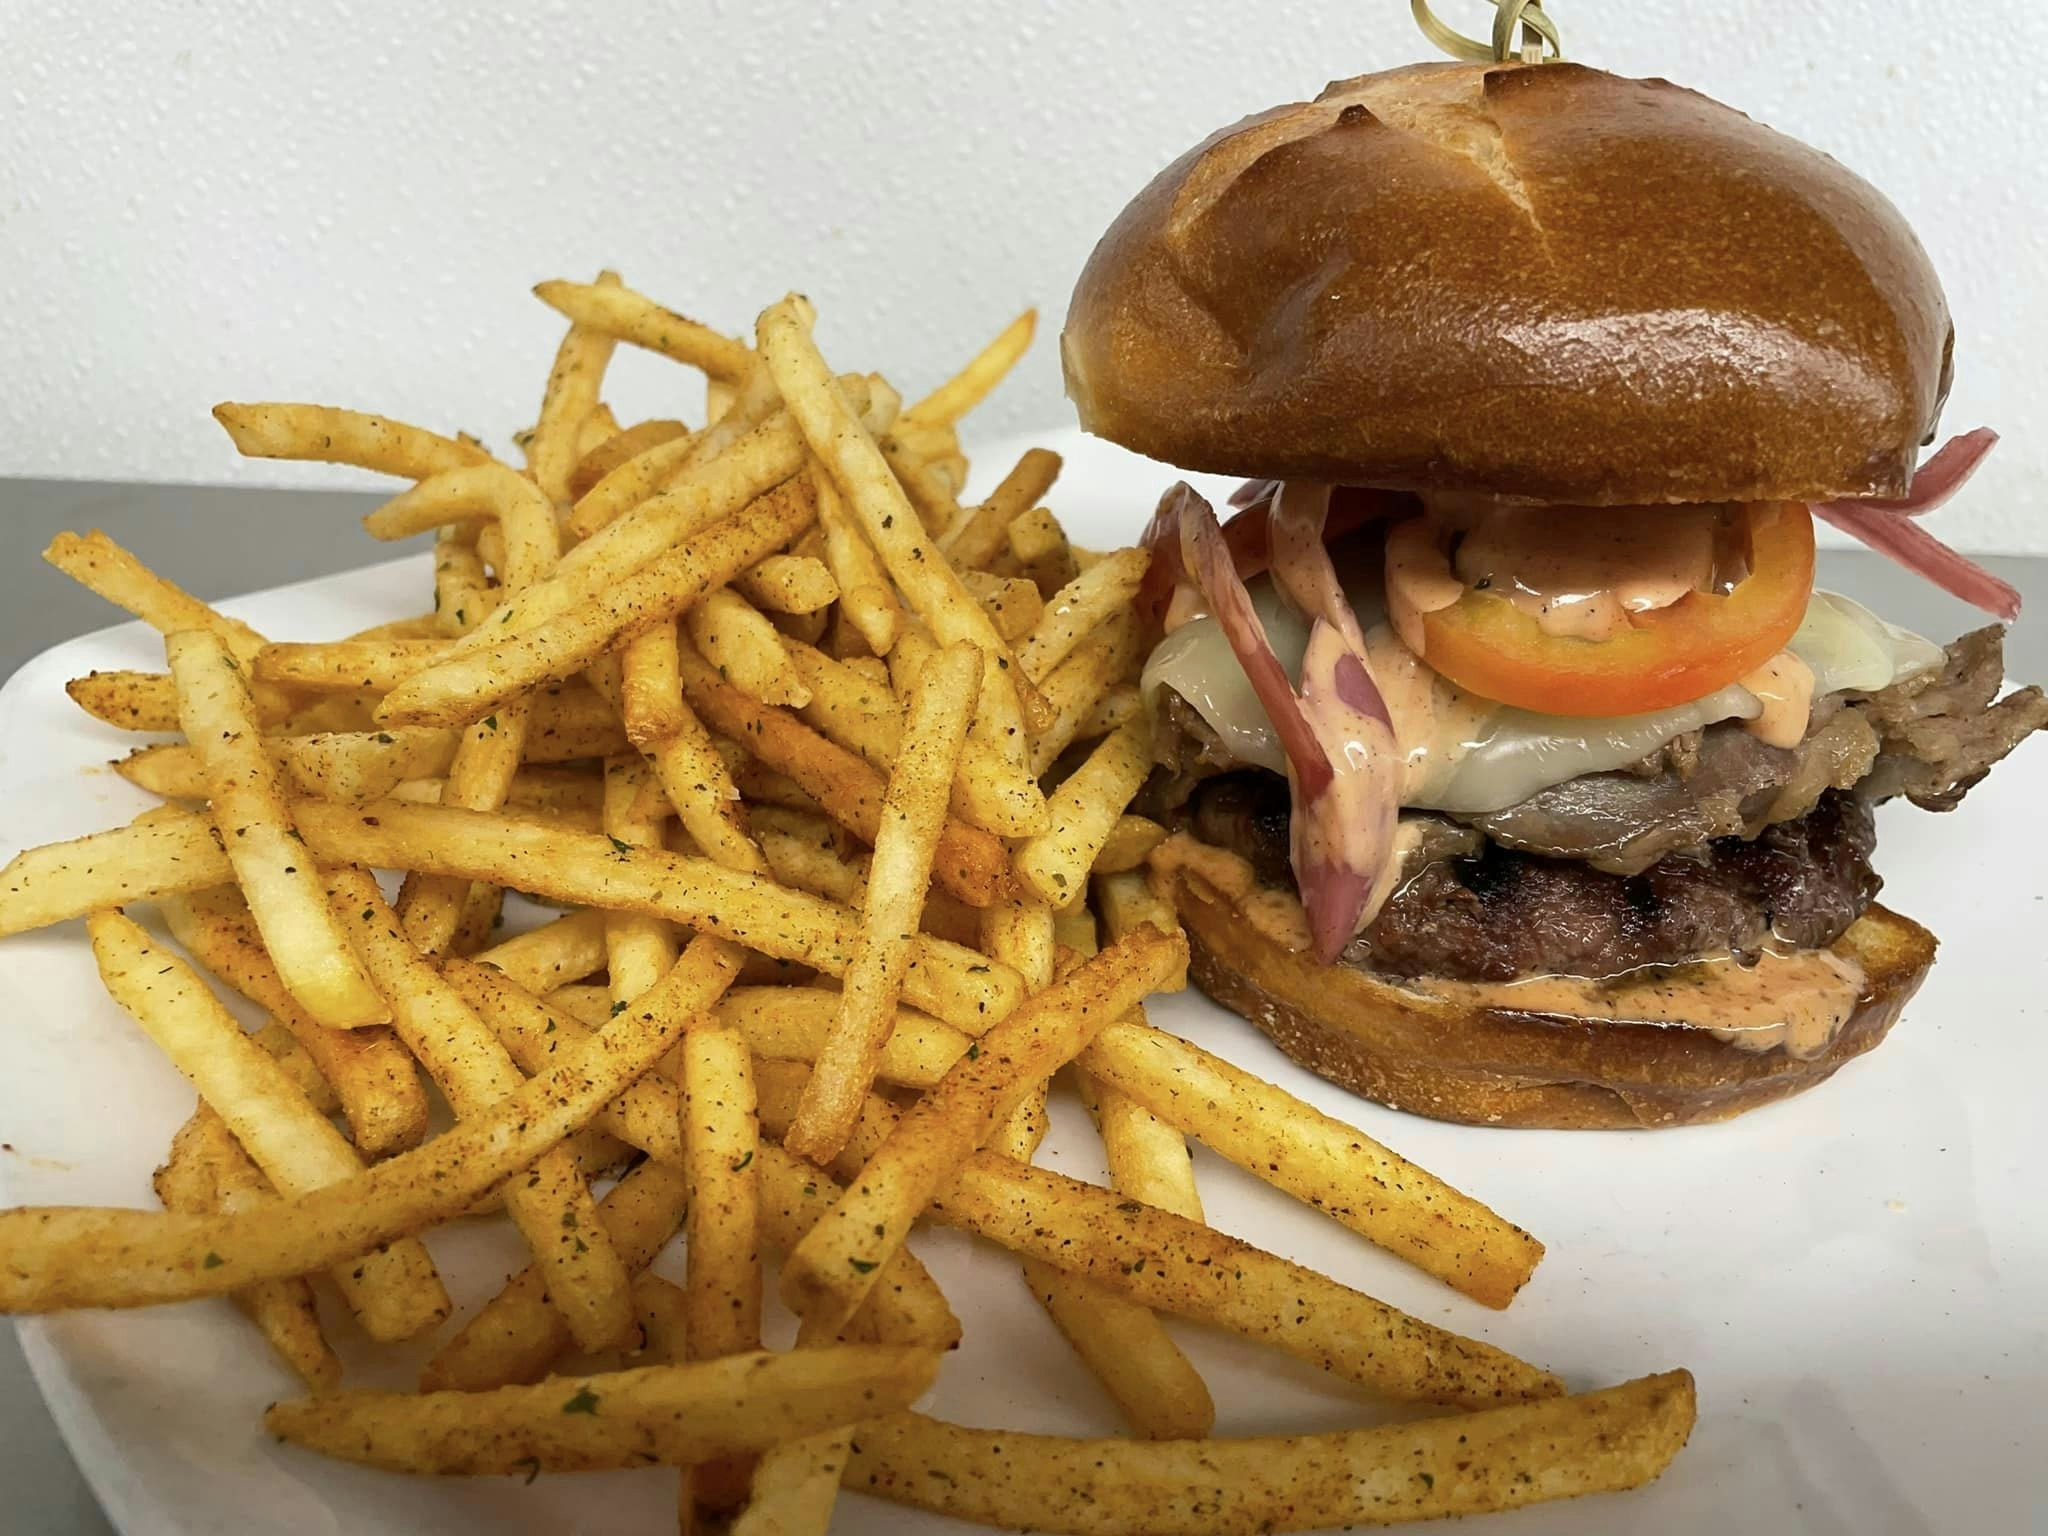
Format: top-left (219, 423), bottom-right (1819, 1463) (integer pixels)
top-left (168, 631), bottom-right (389, 1027)
top-left (0, 270), bottom-right (1696, 1536)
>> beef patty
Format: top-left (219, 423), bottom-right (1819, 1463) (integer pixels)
top-left (1185, 772), bottom-right (1881, 984)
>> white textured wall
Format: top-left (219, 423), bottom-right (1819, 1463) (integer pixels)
top-left (3, 2), bottom-right (2043, 547)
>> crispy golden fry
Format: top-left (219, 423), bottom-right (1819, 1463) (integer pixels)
top-left (780, 925), bottom-right (1187, 1333)
top-left (65, 669), bottom-right (186, 732)
top-left (1080, 1015), bottom-right (1544, 1308)
top-left (153, 1107), bottom-right (342, 1392)
top-left (941, 446), bottom-right (1061, 568)
top-left (634, 690), bottom-right (769, 877)
top-left (212, 402), bottom-right (489, 478)
top-left (1009, 505), bottom-right (1081, 598)
top-left (626, 1273), bottom-right (705, 1534)
top-left (253, 639), bottom-right (448, 693)
top-left (757, 298), bottom-right (1048, 751)
top-left (300, 800), bottom-right (1017, 1028)
top-left (249, 1019), bottom-right (342, 1116)
top-left (393, 767), bottom-right (605, 829)
top-left (674, 642), bottom-right (1013, 908)
top-left (569, 417), bottom-right (690, 503)
top-left (754, 1143), bottom-right (958, 1349)
top-left (362, 460), bottom-right (562, 544)
top-left (1092, 814), bottom-right (1167, 876)
top-left (168, 631), bottom-right (388, 1027)
top-left (1093, 870), bottom-right (1180, 957)
top-left (686, 588), bottom-right (811, 708)
top-left (568, 422), bottom-right (733, 541)
top-left (574, 401), bottom-right (621, 457)
top-left (527, 270), bottom-right (622, 504)
top-left (902, 309), bottom-right (1036, 427)
top-left (757, 820), bottom-right (866, 904)
top-left (377, 489), bottom-right (815, 728)
top-left (534, 278), bottom-right (754, 383)
top-left (89, 910), bottom-right (446, 1341)
top-left (961, 569), bottom-right (1044, 642)
top-left (1016, 718), bottom-right (1154, 909)
top-left (0, 935), bottom-right (742, 1316)
top-left (267, 1345), bottom-right (938, 1476)
top-left (160, 887), bottom-right (427, 1158)
top-left (117, 727), bottom-right (447, 804)
top-left (0, 813), bottom-right (229, 931)
top-left (331, 867), bottom-right (634, 1351)
top-left (813, 473), bottom-right (904, 655)
top-left (735, 552), bottom-right (839, 615)
top-left (682, 1027), bottom-right (762, 1360)
top-left (422, 1159), bottom-right (692, 1393)
top-left (433, 526), bottom-right (493, 636)
top-left (847, 1372), bottom-right (1698, 1534)
top-left (1019, 548), bottom-right (1151, 682)
top-left (732, 1427), bottom-right (853, 1536)
top-left (880, 432), bottom-right (962, 537)
top-left (785, 642), bottom-right (980, 1161)
top-left (723, 989), bottom-right (970, 1086)
top-left (472, 907), bottom-right (609, 992)
top-left (445, 959), bottom-right (685, 1164)
top-left (620, 622), bottom-right (688, 746)
top-left (45, 532), bottom-right (268, 663)
top-left (598, 754), bottom-right (684, 1004)
top-left (1030, 612), bottom-right (1144, 777)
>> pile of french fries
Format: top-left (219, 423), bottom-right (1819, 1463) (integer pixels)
top-left (0, 276), bottom-right (1695, 1533)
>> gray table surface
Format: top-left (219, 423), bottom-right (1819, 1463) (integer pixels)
top-left (3, 475), bottom-right (2043, 1535)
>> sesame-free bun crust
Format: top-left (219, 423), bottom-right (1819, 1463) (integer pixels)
top-left (1064, 62), bottom-right (1953, 506)
top-left (1172, 874), bottom-right (1936, 1130)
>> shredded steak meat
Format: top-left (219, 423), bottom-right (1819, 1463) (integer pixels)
top-left (1460, 628), bottom-right (2047, 873)
top-left (1187, 774), bottom-right (1882, 983)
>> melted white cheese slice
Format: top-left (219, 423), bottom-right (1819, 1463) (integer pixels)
top-left (1143, 581), bottom-right (1943, 817)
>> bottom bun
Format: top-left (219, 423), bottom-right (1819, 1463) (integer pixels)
top-left (1173, 878), bottom-right (1937, 1130)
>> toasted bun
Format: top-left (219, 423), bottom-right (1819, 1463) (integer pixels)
top-left (1064, 61), bottom-right (1952, 506)
top-left (1172, 875), bottom-right (1936, 1129)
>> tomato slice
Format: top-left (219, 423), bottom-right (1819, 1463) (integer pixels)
top-left (1387, 502), bottom-right (1816, 717)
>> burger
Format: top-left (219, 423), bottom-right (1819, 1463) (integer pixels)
top-left (1061, 60), bottom-right (2047, 1129)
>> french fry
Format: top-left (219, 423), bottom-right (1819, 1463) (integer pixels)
top-left (1010, 505), bottom-right (1081, 597)
top-left (212, 402), bottom-right (490, 479)
top-left (168, 631), bottom-right (388, 1027)
top-left (880, 432), bottom-right (962, 537)
top-left (422, 1159), bottom-right (692, 1393)
top-left (720, 987), bottom-right (974, 1081)
top-left (267, 1346), bottom-right (939, 1476)
top-left (785, 641), bottom-right (980, 1161)
top-left (620, 621), bottom-right (689, 746)
top-left (813, 472), bottom-right (904, 654)
top-left (1030, 612), bottom-right (1145, 776)
top-left (65, 669), bottom-right (187, 732)
top-left (1079, 1015), bottom-right (1545, 1307)
top-left (681, 1026), bottom-right (762, 1359)
top-left (570, 429), bottom-right (705, 536)
top-left (159, 887), bottom-right (427, 1158)
top-left (376, 487), bottom-right (815, 728)
top-left (628, 1273), bottom-right (705, 1535)
top-left (44, 531), bottom-right (268, 663)
top-left (444, 959), bottom-right (685, 1165)
top-left (432, 526), bottom-right (492, 636)
top-left (735, 552), bottom-right (838, 615)
top-left (88, 910), bottom-right (447, 1342)
top-left (732, 1425), bottom-right (854, 1536)
top-left (1019, 548), bottom-right (1152, 682)
top-left (638, 693), bottom-right (770, 877)
top-left (1016, 717), bottom-right (1154, 909)
top-left (362, 460), bottom-right (564, 544)
top-left (569, 417), bottom-right (690, 503)
top-left (685, 588), bottom-right (811, 708)
top-left (779, 925), bottom-right (1187, 1333)
top-left (1092, 814), bottom-right (1167, 875)
top-left (331, 867), bottom-right (635, 1352)
top-left (941, 445), bottom-right (1061, 567)
top-left (534, 277), bottom-right (754, 384)
top-left (253, 639), bottom-right (447, 693)
top-left (600, 756), bottom-right (684, 1007)
top-left (674, 641), bottom-right (1014, 908)
top-left (250, 1019), bottom-right (343, 1117)
top-left (527, 270), bottom-right (622, 505)
top-left (961, 569), bottom-right (1045, 642)
top-left (757, 820), bottom-right (866, 904)
top-left (846, 1372), bottom-right (1698, 1534)
top-left (756, 298), bottom-right (1049, 751)
top-left (153, 1107), bottom-right (342, 1392)
top-left (0, 934), bottom-right (743, 1317)
top-left (574, 401), bottom-right (621, 457)
top-left (117, 727), bottom-right (450, 804)
top-left (472, 907), bottom-right (609, 992)
top-left (902, 308), bottom-right (1036, 427)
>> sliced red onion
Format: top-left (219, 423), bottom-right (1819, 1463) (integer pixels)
top-left (1813, 430), bottom-right (2019, 621)
top-left (1172, 481), bottom-right (1403, 962)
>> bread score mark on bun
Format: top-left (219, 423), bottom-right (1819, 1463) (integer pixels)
top-left (1162, 482), bottom-right (1402, 963)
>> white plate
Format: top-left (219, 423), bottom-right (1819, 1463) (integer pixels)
top-left (5, 428), bottom-right (2045, 1535)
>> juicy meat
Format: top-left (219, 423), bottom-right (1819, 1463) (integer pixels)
top-left (1457, 627), bottom-right (2046, 874)
top-left (1187, 773), bottom-right (1881, 984)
